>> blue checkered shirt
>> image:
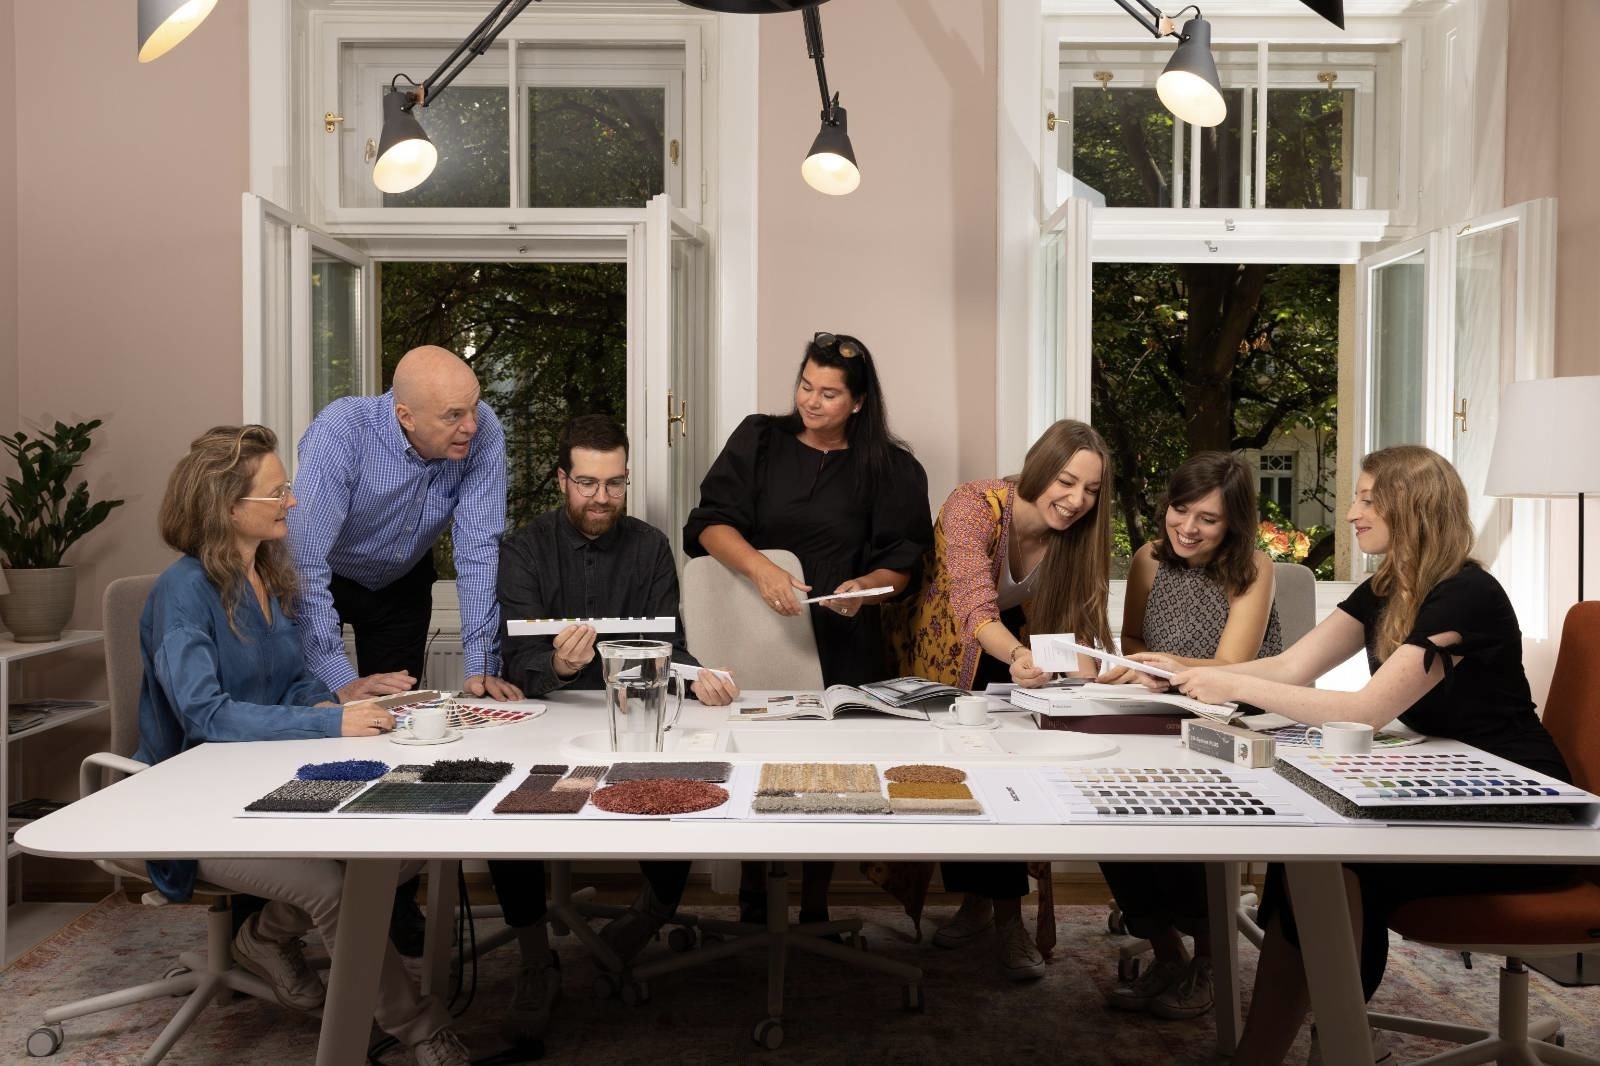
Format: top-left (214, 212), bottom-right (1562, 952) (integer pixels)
top-left (286, 393), bottom-right (507, 691)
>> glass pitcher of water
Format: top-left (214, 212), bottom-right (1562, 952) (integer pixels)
top-left (597, 639), bottom-right (683, 752)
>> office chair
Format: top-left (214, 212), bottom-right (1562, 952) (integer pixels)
top-left (1366, 600), bottom-right (1600, 1065)
top-left (25, 575), bottom-right (284, 1064)
top-left (624, 550), bottom-right (923, 1049)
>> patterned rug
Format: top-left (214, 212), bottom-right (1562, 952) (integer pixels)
top-left (2, 895), bottom-right (1597, 1065)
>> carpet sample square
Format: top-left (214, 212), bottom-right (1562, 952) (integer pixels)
top-left (494, 788), bottom-right (590, 814)
top-left (509, 774), bottom-right (562, 794)
top-left (603, 761), bottom-right (733, 783)
top-left (752, 793), bottom-right (892, 815)
top-left (526, 764), bottom-right (569, 775)
top-left (757, 762), bottom-right (880, 795)
top-left (381, 764), bottom-right (429, 783)
top-left (296, 759), bottom-right (388, 781)
top-left (244, 779), bottom-right (366, 813)
top-left (418, 759), bottom-right (514, 784)
top-left (339, 781), bottom-right (494, 815)
top-left (888, 796), bottom-right (983, 815)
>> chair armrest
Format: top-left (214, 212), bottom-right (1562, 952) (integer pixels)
top-left (79, 751), bottom-right (149, 800)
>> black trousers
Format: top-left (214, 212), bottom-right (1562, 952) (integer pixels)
top-left (486, 860), bottom-right (693, 928)
top-left (1099, 861), bottom-right (1209, 939)
top-left (330, 553), bottom-right (437, 682)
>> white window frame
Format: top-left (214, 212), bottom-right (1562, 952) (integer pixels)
top-left (336, 42), bottom-right (687, 211)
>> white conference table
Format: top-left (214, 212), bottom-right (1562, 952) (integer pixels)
top-left (18, 692), bottom-right (1600, 1066)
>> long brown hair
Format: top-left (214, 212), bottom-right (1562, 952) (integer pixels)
top-left (1153, 451), bottom-right (1260, 597)
top-left (158, 425), bottom-right (300, 631)
top-left (1011, 419), bottom-right (1113, 652)
top-left (1363, 445), bottom-right (1474, 660)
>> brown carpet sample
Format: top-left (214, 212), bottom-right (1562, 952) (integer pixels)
top-left (603, 761), bottom-right (732, 783)
top-left (590, 779), bottom-right (729, 816)
top-left (886, 782), bottom-right (974, 800)
top-left (884, 764), bottom-right (967, 784)
top-left (494, 788), bottom-right (590, 814)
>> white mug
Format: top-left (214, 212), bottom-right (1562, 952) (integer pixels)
top-left (1308, 721), bottom-right (1373, 754)
top-left (948, 695), bottom-right (991, 727)
top-left (409, 705), bottom-right (449, 741)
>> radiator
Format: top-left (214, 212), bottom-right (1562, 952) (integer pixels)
top-left (340, 633), bottom-right (467, 692)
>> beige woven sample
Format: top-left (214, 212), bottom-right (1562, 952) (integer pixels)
top-left (753, 793), bottom-right (892, 815)
top-left (889, 796), bottom-right (983, 814)
top-left (757, 762), bottom-right (880, 795)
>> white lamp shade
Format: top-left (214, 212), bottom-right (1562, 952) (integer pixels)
top-left (137, 0), bottom-right (218, 63)
top-left (1484, 375), bottom-right (1600, 498)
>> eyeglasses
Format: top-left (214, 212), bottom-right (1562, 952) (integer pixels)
top-left (813, 332), bottom-right (860, 359)
top-left (239, 482), bottom-right (293, 503)
top-left (568, 476), bottom-right (629, 499)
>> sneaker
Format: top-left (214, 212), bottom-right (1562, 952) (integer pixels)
top-left (501, 959), bottom-right (561, 1046)
top-left (1307, 1025), bottom-right (1396, 1065)
top-left (1104, 957), bottom-right (1187, 1013)
top-left (932, 895), bottom-right (994, 949)
top-left (412, 1027), bottom-right (471, 1066)
top-left (996, 915), bottom-right (1046, 981)
top-left (1150, 956), bottom-right (1214, 1020)
top-left (231, 912), bottom-right (325, 1012)
top-left (598, 909), bottom-right (667, 964)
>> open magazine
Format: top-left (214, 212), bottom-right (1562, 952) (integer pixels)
top-left (1009, 682), bottom-right (1242, 723)
top-left (733, 676), bottom-right (967, 722)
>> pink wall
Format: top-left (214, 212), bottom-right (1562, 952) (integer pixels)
top-left (757, 0), bottom-right (998, 504)
top-left (11, 1), bottom-right (249, 629)
top-left (0, 4), bottom-right (16, 442)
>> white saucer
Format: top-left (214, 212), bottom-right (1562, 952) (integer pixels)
top-left (389, 727), bottom-right (463, 746)
top-left (931, 716), bottom-right (1001, 731)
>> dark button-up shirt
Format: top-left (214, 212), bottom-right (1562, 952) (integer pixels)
top-left (498, 507), bottom-right (699, 695)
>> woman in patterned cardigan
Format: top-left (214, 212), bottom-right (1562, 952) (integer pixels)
top-left (889, 419), bottom-right (1114, 980)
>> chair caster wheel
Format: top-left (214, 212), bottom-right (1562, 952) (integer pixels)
top-left (1547, 1032), bottom-right (1567, 1048)
top-left (1107, 910), bottom-right (1126, 935)
top-left (753, 1018), bottom-right (784, 1049)
top-left (163, 966), bottom-right (191, 995)
top-left (593, 973), bottom-right (622, 999)
top-left (1118, 957), bottom-right (1142, 982)
top-left (26, 1024), bottom-right (63, 1057)
top-left (902, 985), bottom-right (925, 1013)
top-left (620, 980), bottom-right (650, 1006)
top-left (667, 926), bottom-right (696, 953)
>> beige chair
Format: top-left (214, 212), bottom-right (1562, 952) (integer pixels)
top-left (629, 550), bottom-right (922, 1049)
top-left (26, 575), bottom-right (283, 1064)
top-left (681, 549), bottom-right (825, 690)
top-left (1272, 562), bottom-right (1317, 647)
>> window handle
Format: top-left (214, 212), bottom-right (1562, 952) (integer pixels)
top-left (667, 391), bottom-right (688, 448)
top-left (1453, 397), bottom-right (1468, 433)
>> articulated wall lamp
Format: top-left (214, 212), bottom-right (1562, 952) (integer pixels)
top-left (136, 0), bottom-right (218, 63)
top-left (798, 6), bottom-right (858, 195)
top-left (1111, 2), bottom-right (1226, 127)
top-left (374, 0), bottom-right (541, 194)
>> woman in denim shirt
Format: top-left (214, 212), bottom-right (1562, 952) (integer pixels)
top-left (134, 425), bottom-right (469, 1066)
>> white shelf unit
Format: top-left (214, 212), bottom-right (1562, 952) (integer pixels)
top-left (1, 629), bottom-right (106, 962)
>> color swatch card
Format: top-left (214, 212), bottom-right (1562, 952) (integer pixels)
top-left (1276, 750), bottom-right (1600, 826)
top-left (389, 698), bottom-right (547, 731)
top-left (1042, 766), bottom-right (1316, 824)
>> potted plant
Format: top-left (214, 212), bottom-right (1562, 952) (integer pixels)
top-left (0, 420), bottom-right (124, 642)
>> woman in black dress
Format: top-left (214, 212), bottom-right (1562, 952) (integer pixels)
top-left (685, 331), bottom-right (933, 920)
top-left (1164, 445), bottom-right (1573, 1064)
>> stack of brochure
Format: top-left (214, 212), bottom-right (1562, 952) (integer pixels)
top-left (1008, 683), bottom-right (1242, 723)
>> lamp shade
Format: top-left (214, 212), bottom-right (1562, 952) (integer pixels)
top-left (373, 91), bottom-right (438, 195)
top-left (1157, 18), bottom-right (1227, 127)
top-left (137, 0), bottom-right (218, 63)
top-left (1485, 376), bottom-right (1600, 498)
top-left (801, 106), bottom-right (860, 196)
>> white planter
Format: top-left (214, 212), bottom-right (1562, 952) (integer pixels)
top-left (0, 566), bottom-right (78, 643)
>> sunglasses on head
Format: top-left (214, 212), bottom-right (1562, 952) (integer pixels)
top-left (812, 332), bottom-right (860, 359)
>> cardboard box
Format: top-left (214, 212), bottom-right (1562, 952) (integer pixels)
top-left (1181, 718), bottom-right (1277, 768)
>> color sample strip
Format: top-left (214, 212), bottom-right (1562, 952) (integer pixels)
top-left (245, 779), bottom-right (366, 813)
top-left (296, 759), bottom-right (388, 781)
top-left (604, 761), bottom-right (733, 784)
top-left (883, 764), bottom-right (967, 784)
top-left (757, 762), bottom-right (880, 795)
top-left (590, 779), bottom-right (729, 816)
top-left (752, 793), bottom-right (892, 815)
top-left (339, 781), bottom-right (494, 815)
top-left (419, 759), bottom-right (515, 784)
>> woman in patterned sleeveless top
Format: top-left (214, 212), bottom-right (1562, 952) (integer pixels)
top-left (1100, 453), bottom-right (1284, 1023)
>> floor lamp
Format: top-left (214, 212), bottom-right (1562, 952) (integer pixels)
top-left (1484, 375), bottom-right (1600, 602)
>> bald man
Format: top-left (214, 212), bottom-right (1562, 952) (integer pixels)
top-left (287, 345), bottom-right (523, 703)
